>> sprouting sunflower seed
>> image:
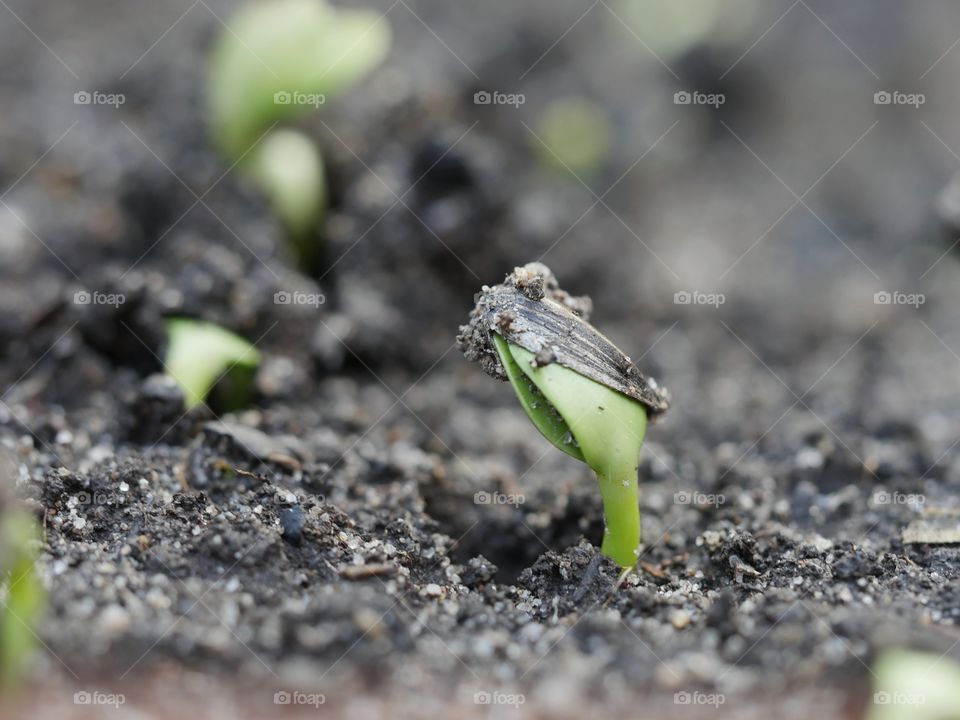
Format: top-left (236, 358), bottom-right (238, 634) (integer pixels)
top-left (457, 263), bottom-right (670, 568)
top-left (456, 262), bottom-right (670, 417)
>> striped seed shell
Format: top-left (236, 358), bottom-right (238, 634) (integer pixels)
top-left (457, 263), bottom-right (670, 418)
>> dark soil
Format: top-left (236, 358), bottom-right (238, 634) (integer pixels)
top-left (3, 1), bottom-right (960, 718)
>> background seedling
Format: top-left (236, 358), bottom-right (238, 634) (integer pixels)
top-left (610, 0), bottom-right (724, 60)
top-left (207, 0), bottom-right (391, 272)
top-left (535, 97), bottom-right (613, 176)
top-left (207, 0), bottom-right (391, 158)
top-left (868, 649), bottom-right (960, 720)
top-left (0, 511), bottom-right (45, 692)
top-left (164, 318), bottom-right (261, 412)
top-left (459, 264), bottom-right (669, 568)
top-left (247, 129), bottom-right (327, 272)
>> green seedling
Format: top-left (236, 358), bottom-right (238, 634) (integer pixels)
top-left (1, 512), bottom-right (45, 691)
top-left (207, 0), bottom-right (391, 270)
top-left (868, 649), bottom-right (960, 720)
top-left (247, 129), bottom-right (327, 271)
top-left (207, 0), bottom-right (391, 157)
top-left (164, 318), bottom-right (261, 411)
top-left (458, 264), bottom-right (670, 568)
top-left (610, 0), bottom-right (723, 60)
top-left (494, 335), bottom-right (647, 565)
top-left (535, 97), bottom-right (613, 176)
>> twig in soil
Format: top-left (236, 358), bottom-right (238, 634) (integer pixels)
top-left (225, 464), bottom-right (268, 482)
top-left (615, 564), bottom-right (636, 594)
top-left (339, 563), bottom-right (397, 580)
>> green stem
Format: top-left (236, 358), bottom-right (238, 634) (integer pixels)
top-left (597, 468), bottom-right (641, 568)
top-left (499, 340), bottom-right (647, 567)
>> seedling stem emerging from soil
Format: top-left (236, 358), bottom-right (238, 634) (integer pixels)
top-left (0, 512), bottom-right (45, 691)
top-left (494, 335), bottom-right (646, 566)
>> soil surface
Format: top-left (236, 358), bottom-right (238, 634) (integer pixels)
top-left (3, 1), bottom-right (960, 718)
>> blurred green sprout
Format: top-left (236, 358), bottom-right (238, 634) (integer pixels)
top-left (164, 318), bottom-right (261, 411)
top-left (248, 129), bottom-right (327, 248)
top-left (207, 0), bottom-right (391, 270)
top-left (207, 0), bottom-right (391, 157)
top-left (869, 649), bottom-right (960, 720)
top-left (610, 0), bottom-right (720, 60)
top-left (1, 512), bottom-right (45, 691)
top-left (535, 97), bottom-right (613, 176)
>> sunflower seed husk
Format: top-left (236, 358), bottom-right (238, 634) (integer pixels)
top-left (457, 263), bottom-right (670, 418)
